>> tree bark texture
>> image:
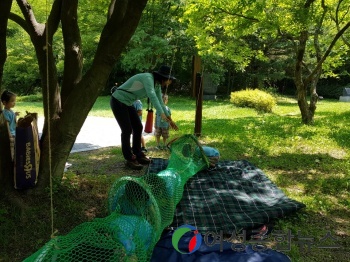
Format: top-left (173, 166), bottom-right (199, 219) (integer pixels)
top-left (0, 116), bottom-right (13, 197)
top-left (294, 30), bottom-right (313, 124)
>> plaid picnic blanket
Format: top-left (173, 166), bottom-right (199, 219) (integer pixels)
top-left (147, 158), bottom-right (305, 234)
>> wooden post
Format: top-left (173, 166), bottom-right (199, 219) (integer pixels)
top-left (191, 55), bottom-right (201, 97)
top-left (194, 73), bottom-right (203, 137)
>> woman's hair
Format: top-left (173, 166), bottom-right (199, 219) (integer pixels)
top-left (162, 94), bottom-right (168, 102)
top-left (1, 90), bottom-right (16, 103)
top-left (153, 72), bottom-right (168, 83)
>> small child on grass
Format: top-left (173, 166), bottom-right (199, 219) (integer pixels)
top-left (1, 90), bottom-right (20, 159)
top-left (154, 94), bottom-right (171, 149)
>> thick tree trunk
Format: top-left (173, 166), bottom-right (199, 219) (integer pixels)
top-left (294, 30), bottom-right (314, 125)
top-left (36, 0), bottom-right (148, 190)
top-left (296, 83), bottom-right (313, 124)
top-left (294, 39), bottom-right (322, 125)
top-left (0, 0), bottom-right (14, 193)
top-left (308, 70), bottom-right (322, 121)
top-left (21, 18), bottom-right (62, 191)
top-left (0, 117), bottom-right (13, 197)
top-left (295, 74), bottom-right (321, 125)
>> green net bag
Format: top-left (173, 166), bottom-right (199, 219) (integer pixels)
top-left (24, 135), bottom-right (209, 262)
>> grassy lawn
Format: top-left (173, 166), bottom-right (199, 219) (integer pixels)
top-left (1, 94), bottom-right (349, 261)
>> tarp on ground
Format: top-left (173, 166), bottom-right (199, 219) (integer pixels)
top-left (147, 159), bottom-right (306, 234)
top-left (151, 230), bottom-right (291, 262)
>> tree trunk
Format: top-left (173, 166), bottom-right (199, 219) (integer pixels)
top-left (308, 70), bottom-right (322, 122)
top-left (296, 82), bottom-right (313, 124)
top-left (0, 0), bottom-right (14, 194)
top-left (0, 117), bottom-right (13, 197)
top-left (294, 30), bottom-right (314, 125)
top-left (293, 4), bottom-right (350, 125)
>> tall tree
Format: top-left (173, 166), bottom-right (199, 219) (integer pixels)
top-left (0, 0), bottom-right (148, 197)
top-left (183, 0), bottom-right (350, 124)
top-left (289, 0), bottom-right (350, 124)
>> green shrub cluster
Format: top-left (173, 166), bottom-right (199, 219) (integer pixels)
top-left (16, 93), bottom-right (43, 102)
top-left (230, 89), bottom-right (276, 113)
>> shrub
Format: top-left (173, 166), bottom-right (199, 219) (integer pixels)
top-left (230, 89), bottom-right (276, 113)
top-left (16, 93), bottom-right (43, 102)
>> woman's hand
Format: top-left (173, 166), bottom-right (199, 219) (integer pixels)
top-left (169, 120), bottom-right (178, 131)
top-left (161, 113), bottom-right (178, 130)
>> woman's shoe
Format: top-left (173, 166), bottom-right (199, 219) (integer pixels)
top-left (125, 159), bottom-right (143, 170)
top-left (137, 153), bottom-right (152, 165)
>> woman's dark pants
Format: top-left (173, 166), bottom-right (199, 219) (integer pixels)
top-left (110, 96), bottom-right (143, 160)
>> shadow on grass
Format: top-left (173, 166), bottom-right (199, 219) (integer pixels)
top-left (273, 209), bottom-right (350, 262)
top-left (67, 147), bottom-right (148, 185)
top-left (259, 152), bottom-right (349, 194)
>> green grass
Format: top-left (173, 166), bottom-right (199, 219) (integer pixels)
top-left (2, 94), bottom-right (350, 261)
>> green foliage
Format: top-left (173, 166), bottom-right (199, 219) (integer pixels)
top-left (3, 22), bottom-right (40, 94)
top-left (120, 0), bottom-right (185, 72)
top-left (230, 89), bottom-right (276, 113)
top-left (120, 29), bottom-right (173, 72)
top-left (183, 0), bottom-right (350, 96)
top-left (4, 0), bottom-right (110, 94)
top-left (16, 93), bottom-right (43, 102)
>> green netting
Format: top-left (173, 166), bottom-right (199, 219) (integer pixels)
top-left (24, 134), bottom-right (209, 262)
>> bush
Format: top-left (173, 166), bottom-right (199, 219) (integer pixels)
top-left (16, 93), bottom-right (43, 102)
top-left (230, 89), bottom-right (276, 113)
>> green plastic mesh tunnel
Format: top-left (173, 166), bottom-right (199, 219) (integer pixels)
top-left (24, 134), bottom-right (209, 262)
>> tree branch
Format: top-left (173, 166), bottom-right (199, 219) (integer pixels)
top-left (60, 0), bottom-right (82, 103)
top-left (46, 0), bottom-right (62, 39)
top-left (9, 0), bottom-right (61, 42)
top-left (60, 0), bottom-right (148, 123)
top-left (16, 0), bottom-right (45, 36)
top-left (214, 7), bottom-right (259, 22)
top-left (107, 0), bottom-right (129, 24)
top-left (314, 2), bottom-right (327, 62)
top-left (334, 0), bottom-right (350, 48)
top-left (295, 30), bottom-right (308, 93)
top-left (8, 12), bottom-right (29, 33)
top-left (305, 21), bottom-right (350, 84)
top-left (107, 0), bottom-right (117, 19)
